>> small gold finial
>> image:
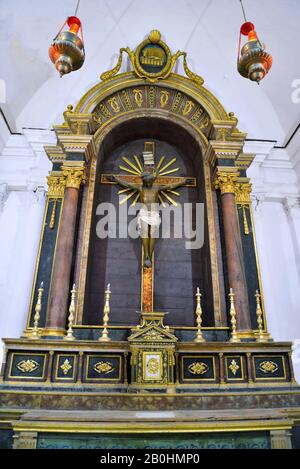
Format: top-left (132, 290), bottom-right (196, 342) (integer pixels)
top-left (99, 283), bottom-right (111, 342)
top-left (30, 282), bottom-right (44, 339)
top-left (255, 290), bottom-right (265, 342)
top-left (149, 30), bottom-right (161, 43)
top-left (64, 284), bottom-right (76, 341)
top-left (194, 287), bottom-right (205, 343)
top-left (229, 288), bottom-right (240, 343)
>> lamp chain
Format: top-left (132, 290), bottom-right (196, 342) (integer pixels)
top-left (239, 0), bottom-right (247, 22)
top-left (74, 0), bottom-right (81, 16)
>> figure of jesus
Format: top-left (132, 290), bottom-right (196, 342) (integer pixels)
top-left (109, 168), bottom-right (190, 268)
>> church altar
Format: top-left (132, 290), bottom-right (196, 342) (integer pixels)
top-left (0, 31), bottom-right (299, 450)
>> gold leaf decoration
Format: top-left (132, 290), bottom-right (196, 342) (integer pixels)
top-left (93, 361), bottom-right (114, 374)
top-left (16, 360), bottom-right (40, 373)
top-left (142, 330), bottom-right (164, 341)
top-left (60, 359), bottom-right (72, 376)
top-left (188, 362), bottom-right (208, 375)
top-left (259, 361), bottom-right (278, 374)
top-left (229, 359), bottom-right (240, 376)
top-left (147, 357), bottom-right (159, 374)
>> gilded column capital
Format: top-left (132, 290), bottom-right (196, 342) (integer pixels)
top-left (214, 171), bottom-right (240, 195)
top-left (47, 172), bottom-right (66, 198)
top-left (234, 182), bottom-right (252, 205)
top-left (62, 164), bottom-right (87, 189)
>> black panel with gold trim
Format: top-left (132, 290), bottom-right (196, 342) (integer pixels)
top-left (53, 353), bottom-right (78, 382)
top-left (180, 355), bottom-right (217, 383)
top-left (83, 354), bottom-right (123, 383)
top-left (252, 355), bottom-right (287, 382)
top-left (6, 352), bottom-right (48, 382)
top-left (225, 355), bottom-right (245, 382)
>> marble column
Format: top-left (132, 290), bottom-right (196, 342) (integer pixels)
top-left (215, 171), bottom-right (251, 332)
top-left (45, 163), bottom-right (86, 336)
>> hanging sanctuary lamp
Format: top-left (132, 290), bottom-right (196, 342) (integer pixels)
top-left (48, 0), bottom-right (85, 77)
top-left (237, 0), bottom-right (272, 84)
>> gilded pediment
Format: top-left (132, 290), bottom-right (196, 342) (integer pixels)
top-left (128, 324), bottom-right (177, 343)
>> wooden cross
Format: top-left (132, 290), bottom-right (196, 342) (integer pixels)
top-left (100, 141), bottom-right (196, 313)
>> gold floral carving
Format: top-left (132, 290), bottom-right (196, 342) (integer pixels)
top-left (133, 89), bottom-right (143, 107)
top-left (235, 182), bottom-right (252, 204)
top-left (188, 362), bottom-right (209, 375)
top-left (182, 100), bottom-right (195, 116)
top-left (259, 361), bottom-right (278, 374)
top-left (160, 90), bottom-right (170, 108)
top-left (108, 97), bottom-right (121, 113)
top-left (229, 359), bottom-right (240, 376)
top-left (235, 183), bottom-right (252, 235)
top-left (62, 165), bottom-right (87, 189)
top-left (214, 171), bottom-right (239, 195)
top-left (16, 360), bottom-right (40, 373)
top-left (47, 175), bottom-right (66, 198)
top-left (142, 330), bottom-right (164, 341)
top-left (93, 361), bottom-right (114, 374)
top-left (60, 359), bottom-right (72, 375)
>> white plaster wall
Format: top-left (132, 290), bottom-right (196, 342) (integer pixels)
top-left (247, 141), bottom-right (300, 382)
top-left (0, 130), bottom-right (53, 364)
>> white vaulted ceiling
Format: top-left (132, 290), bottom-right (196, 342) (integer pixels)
top-left (0, 0), bottom-right (299, 146)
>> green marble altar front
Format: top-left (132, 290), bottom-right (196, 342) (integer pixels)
top-left (37, 431), bottom-right (270, 449)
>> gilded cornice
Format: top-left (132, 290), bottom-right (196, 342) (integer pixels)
top-left (58, 134), bottom-right (97, 162)
top-left (44, 145), bottom-right (65, 164)
top-left (206, 140), bottom-right (244, 167)
top-left (61, 163), bottom-right (87, 190)
top-left (235, 153), bottom-right (255, 172)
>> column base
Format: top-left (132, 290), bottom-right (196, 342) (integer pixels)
top-left (236, 330), bottom-right (273, 341)
top-left (40, 328), bottom-right (66, 338)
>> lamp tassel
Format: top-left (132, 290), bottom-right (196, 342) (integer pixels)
top-left (64, 284), bottom-right (76, 341)
top-left (30, 282), bottom-right (44, 339)
top-left (99, 283), bottom-right (111, 342)
top-left (194, 287), bottom-right (205, 343)
top-left (229, 288), bottom-right (240, 343)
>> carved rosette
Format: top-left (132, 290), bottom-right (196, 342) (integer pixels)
top-left (214, 171), bottom-right (239, 195)
top-left (62, 165), bottom-right (87, 190)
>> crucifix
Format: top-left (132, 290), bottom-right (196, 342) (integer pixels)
top-left (101, 141), bottom-right (196, 312)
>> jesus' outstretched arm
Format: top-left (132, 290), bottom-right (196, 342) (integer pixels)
top-left (108, 175), bottom-right (140, 191)
top-left (159, 177), bottom-right (192, 191)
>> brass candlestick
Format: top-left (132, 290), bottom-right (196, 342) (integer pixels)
top-left (255, 290), bottom-right (265, 342)
top-left (30, 282), bottom-right (44, 339)
top-left (229, 288), bottom-right (240, 343)
top-left (64, 284), bottom-right (76, 341)
top-left (194, 287), bottom-right (205, 342)
top-left (99, 283), bottom-right (111, 342)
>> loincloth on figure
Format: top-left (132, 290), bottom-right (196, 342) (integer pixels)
top-left (137, 207), bottom-right (161, 237)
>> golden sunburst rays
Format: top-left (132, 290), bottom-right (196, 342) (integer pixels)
top-left (117, 154), bottom-right (181, 207)
top-left (157, 156), bottom-right (180, 207)
top-left (117, 155), bottom-right (142, 206)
